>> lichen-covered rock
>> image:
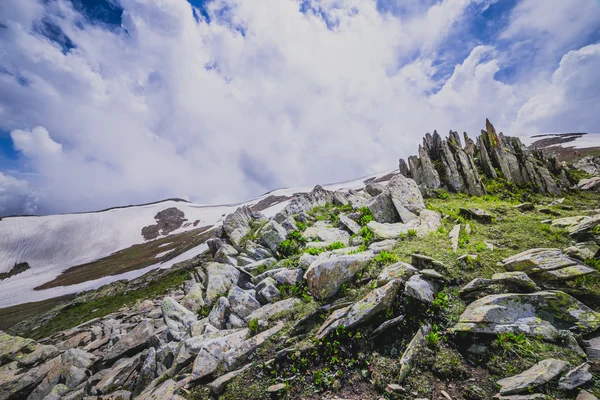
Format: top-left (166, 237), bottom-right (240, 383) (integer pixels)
top-left (459, 208), bottom-right (493, 223)
top-left (377, 262), bottom-right (418, 286)
top-left (453, 291), bottom-right (600, 340)
top-left (449, 224), bottom-right (460, 252)
top-left (208, 297), bottom-right (230, 330)
top-left (135, 348), bottom-right (157, 395)
top-left (0, 332), bottom-right (37, 367)
top-left (223, 206), bottom-right (264, 247)
top-left (257, 279), bottom-right (281, 304)
top-left (500, 248), bottom-right (595, 281)
top-left (551, 216), bottom-right (591, 229)
top-left (578, 177), bottom-right (600, 192)
top-left (386, 174), bottom-right (425, 223)
top-left (417, 210), bottom-right (442, 236)
top-left (202, 262), bottom-right (240, 305)
top-left (496, 358), bottom-right (568, 395)
top-left (245, 298), bottom-right (300, 322)
top-left (180, 283), bottom-right (205, 312)
top-left (564, 241), bottom-right (600, 261)
top-left (95, 354), bottom-right (143, 394)
top-left (161, 297), bottom-right (196, 341)
top-left (257, 220), bottom-right (287, 252)
top-left (304, 251), bottom-right (375, 299)
top-left (558, 363), bottom-right (592, 390)
top-left (570, 214), bottom-right (600, 239)
top-left (227, 287), bottom-right (261, 320)
top-left (103, 320), bottom-right (154, 363)
top-left (273, 269), bottom-right (304, 286)
top-left (316, 279), bottom-right (402, 339)
top-left (367, 221), bottom-right (410, 240)
top-left (459, 271), bottom-right (540, 296)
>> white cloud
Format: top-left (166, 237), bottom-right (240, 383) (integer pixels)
top-left (0, 0), bottom-right (599, 215)
top-left (11, 126), bottom-right (63, 157)
top-left (0, 172), bottom-right (37, 215)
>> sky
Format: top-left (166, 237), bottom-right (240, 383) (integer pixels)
top-left (0, 0), bottom-right (599, 216)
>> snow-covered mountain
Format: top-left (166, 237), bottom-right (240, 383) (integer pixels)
top-left (0, 170), bottom-right (394, 308)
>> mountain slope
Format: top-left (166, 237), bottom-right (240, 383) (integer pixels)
top-left (0, 170), bottom-right (394, 308)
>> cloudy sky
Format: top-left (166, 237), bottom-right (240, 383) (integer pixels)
top-left (0, 0), bottom-right (599, 216)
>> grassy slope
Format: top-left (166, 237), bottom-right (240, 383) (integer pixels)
top-left (200, 190), bottom-right (600, 400)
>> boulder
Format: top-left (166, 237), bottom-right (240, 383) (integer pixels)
top-left (316, 280), bottom-right (402, 339)
top-left (0, 332), bottom-right (36, 366)
top-left (496, 358), bottom-right (568, 395)
top-left (365, 182), bottom-right (386, 197)
top-left (417, 210), bottom-right (442, 236)
top-left (273, 269), bottom-right (304, 286)
top-left (223, 206), bottom-right (264, 247)
top-left (257, 221), bottom-right (287, 252)
top-left (222, 322), bottom-right (285, 370)
top-left (161, 297), bottom-right (196, 341)
top-left (551, 216), bottom-right (591, 229)
top-left (500, 248), bottom-right (595, 281)
top-left (449, 224), bottom-right (460, 252)
top-left (338, 214), bottom-right (362, 235)
top-left (202, 262), bottom-right (240, 305)
top-left (95, 354), bottom-right (143, 394)
top-left (208, 297), bottom-right (230, 330)
top-left (564, 241), bottom-right (600, 261)
top-left (134, 348), bottom-right (157, 395)
top-left (459, 271), bottom-right (540, 296)
top-left (367, 192), bottom-right (400, 223)
top-left (243, 258), bottom-right (277, 273)
top-left (207, 363), bottom-right (252, 396)
top-left (376, 262), bottom-right (418, 286)
top-left (570, 214), bottom-right (600, 239)
top-left (578, 177), bottom-right (600, 192)
top-left (386, 174), bottom-right (425, 223)
top-left (245, 298), bottom-right (300, 322)
top-left (302, 222), bottom-right (350, 247)
top-left (257, 280), bottom-right (282, 304)
top-left (304, 251), bottom-right (375, 299)
top-left (367, 221), bottom-right (410, 240)
top-left (103, 320), bottom-right (154, 363)
top-left (453, 291), bottom-right (600, 340)
top-left (180, 283), bottom-right (205, 312)
top-left (227, 287), bottom-right (261, 320)
top-left (405, 275), bottom-right (437, 304)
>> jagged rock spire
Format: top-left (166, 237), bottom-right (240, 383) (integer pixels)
top-left (398, 119), bottom-right (567, 197)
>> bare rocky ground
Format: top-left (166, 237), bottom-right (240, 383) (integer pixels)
top-left (1, 120), bottom-right (600, 400)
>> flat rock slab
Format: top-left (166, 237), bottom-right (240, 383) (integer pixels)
top-left (459, 208), bottom-right (493, 223)
top-left (453, 291), bottom-right (600, 340)
top-left (499, 248), bottom-right (580, 273)
top-left (497, 358), bottom-right (568, 395)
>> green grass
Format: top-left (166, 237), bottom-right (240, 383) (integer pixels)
top-left (26, 265), bottom-right (191, 340)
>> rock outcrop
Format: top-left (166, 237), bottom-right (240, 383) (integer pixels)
top-left (398, 119), bottom-right (568, 196)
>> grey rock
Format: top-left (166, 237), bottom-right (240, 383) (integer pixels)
top-left (564, 241), bottom-right (599, 261)
top-left (95, 354), bottom-right (143, 394)
top-left (449, 224), bottom-right (460, 252)
top-left (387, 174), bottom-right (425, 223)
top-left (222, 323), bottom-right (285, 370)
top-left (365, 182), bottom-right (386, 197)
top-left (377, 262), bottom-right (418, 286)
top-left (202, 262), bottom-right (240, 305)
top-left (338, 214), bottom-right (362, 235)
top-left (405, 275), bottom-right (436, 304)
top-left (302, 222), bottom-right (351, 247)
top-left (257, 281), bottom-right (282, 304)
top-left (583, 334), bottom-right (600, 362)
top-left (370, 315), bottom-right (405, 338)
top-left (208, 297), bottom-right (230, 330)
top-left (367, 221), bottom-right (410, 240)
top-left (316, 280), bottom-right (402, 339)
top-left (367, 192), bottom-right (400, 223)
top-left (257, 220), bottom-right (287, 252)
top-left (304, 251), bottom-right (375, 299)
top-left (577, 390), bottom-right (599, 400)
top-left (223, 206), bottom-right (265, 247)
top-left (135, 347), bottom-right (157, 395)
top-left (180, 283), bottom-right (205, 312)
top-left (103, 320), bottom-right (154, 363)
top-left (243, 257), bottom-right (277, 273)
top-left (161, 297), bottom-right (196, 341)
top-left (558, 363), bottom-right (592, 390)
top-left (497, 358), bottom-right (568, 395)
top-left (207, 363), bottom-right (252, 395)
top-left (64, 365), bottom-right (87, 389)
top-left (459, 208), bottom-right (493, 223)
top-left (227, 286), bottom-right (261, 320)
top-left (273, 269), bottom-right (304, 286)
top-left (453, 291), bottom-right (600, 340)
top-left (570, 214), bottom-right (600, 239)
top-left (245, 298), bottom-right (300, 322)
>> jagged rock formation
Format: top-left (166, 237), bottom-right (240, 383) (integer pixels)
top-left (399, 119), bottom-right (569, 196)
